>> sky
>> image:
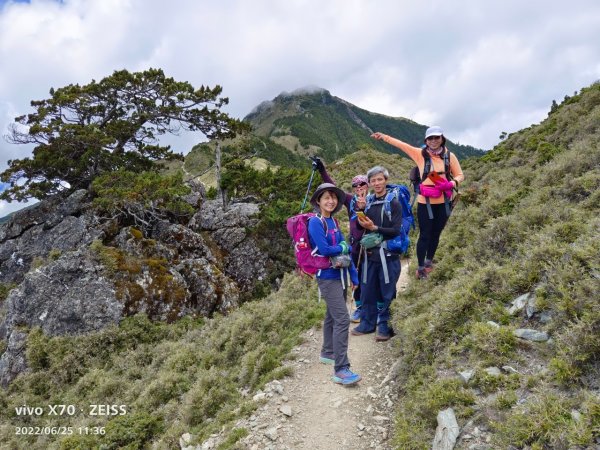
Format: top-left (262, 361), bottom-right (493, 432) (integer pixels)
top-left (1, 0), bottom-right (599, 216)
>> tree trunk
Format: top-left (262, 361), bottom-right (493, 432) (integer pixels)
top-left (215, 141), bottom-right (227, 209)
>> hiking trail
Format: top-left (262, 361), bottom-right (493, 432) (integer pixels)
top-left (235, 259), bottom-right (410, 450)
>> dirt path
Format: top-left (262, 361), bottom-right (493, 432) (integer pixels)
top-left (236, 259), bottom-right (410, 450)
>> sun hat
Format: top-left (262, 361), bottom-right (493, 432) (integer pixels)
top-left (310, 183), bottom-right (346, 214)
top-left (351, 174), bottom-right (368, 186)
top-left (424, 126), bottom-right (444, 139)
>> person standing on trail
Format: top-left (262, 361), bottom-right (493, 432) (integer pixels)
top-left (308, 183), bottom-right (361, 386)
top-left (351, 166), bottom-right (402, 342)
top-left (371, 127), bottom-right (464, 280)
top-left (310, 156), bottom-right (368, 323)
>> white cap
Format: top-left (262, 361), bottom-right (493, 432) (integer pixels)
top-left (425, 126), bottom-right (444, 139)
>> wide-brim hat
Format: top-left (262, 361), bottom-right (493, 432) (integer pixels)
top-left (310, 182), bottom-right (346, 215)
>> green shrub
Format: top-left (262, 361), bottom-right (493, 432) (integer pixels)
top-left (461, 322), bottom-right (518, 365)
top-left (493, 392), bottom-right (597, 448)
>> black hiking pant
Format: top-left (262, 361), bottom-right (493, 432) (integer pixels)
top-left (416, 203), bottom-right (449, 267)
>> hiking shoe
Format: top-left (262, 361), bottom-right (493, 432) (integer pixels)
top-left (350, 326), bottom-right (375, 336)
top-left (350, 307), bottom-right (362, 323)
top-left (415, 268), bottom-right (428, 280)
top-left (332, 367), bottom-right (361, 386)
top-left (424, 263), bottom-right (434, 274)
top-left (319, 355), bottom-right (335, 365)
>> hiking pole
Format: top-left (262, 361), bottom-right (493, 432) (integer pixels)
top-left (300, 167), bottom-right (317, 213)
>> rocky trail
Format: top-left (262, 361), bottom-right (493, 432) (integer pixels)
top-left (232, 259), bottom-right (411, 450)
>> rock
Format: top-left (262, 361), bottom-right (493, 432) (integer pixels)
top-left (253, 392), bottom-right (267, 402)
top-left (200, 436), bottom-right (217, 449)
top-left (3, 249), bottom-right (122, 337)
top-left (179, 433), bottom-right (193, 449)
top-left (279, 405), bottom-right (293, 417)
top-left (373, 415), bottom-right (390, 422)
top-left (175, 258), bottom-right (239, 316)
top-left (508, 292), bottom-right (532, 315)
top-left (0, 192), bottom-right (102, 284)
top-left (190, 200), bottom-right (260, 231)
top-left (502, 365), bottom-right (519, 374)
top-left (264, 427), bottom-right (278, 441)
top-left (0, 331), bottom-right (28, 387)
top-left (514, 328), bottom-right (549, 342)
top-left (458, 370), bottom-right (475, 384)
top-left (539, 311), bottom-right (553, 324)
top-left (571, 409), bottom-right (582, 422)
top-left (358, 423), bottom-right (366, 431)
top-left (484, 367), bottom-right (502, 377)
top-left (486, 321), bottom-right (500, 328)
top-left (432, 408), bottom-right (460, 450)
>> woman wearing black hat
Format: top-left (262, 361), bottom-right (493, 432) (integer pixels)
top-left (308, 182), bottom-right (361, 386)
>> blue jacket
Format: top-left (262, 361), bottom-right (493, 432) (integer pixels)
top-left (308, 216), bottom-right (359, 285)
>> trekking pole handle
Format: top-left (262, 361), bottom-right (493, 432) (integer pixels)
top-left (300, 168), bottom-right (316, 213)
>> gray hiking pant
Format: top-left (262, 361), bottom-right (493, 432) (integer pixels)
top-left (317, 278), bottom-right (350, 372)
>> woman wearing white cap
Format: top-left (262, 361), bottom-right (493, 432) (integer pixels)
top-left (371, 127), bottom-right (464, 279)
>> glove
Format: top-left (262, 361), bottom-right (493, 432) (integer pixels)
top-left (339, 240), bottom-right (350, 254)
top-left (433, 179), bottom-right (454, 191)
top-left (310, 156), bottom-right (325, 171)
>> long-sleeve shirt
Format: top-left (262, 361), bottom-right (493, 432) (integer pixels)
top-left (308, 216), bottom-right (358, 284)
top-left (317, 166), bottom-right (364, 253)
top-left (358, 196), bottom-right (402, 262)
top-left (381, 135), bottom-right (465, 205)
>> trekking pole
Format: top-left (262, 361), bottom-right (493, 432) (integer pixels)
top-left (300, 167), bottom-right (316, 213)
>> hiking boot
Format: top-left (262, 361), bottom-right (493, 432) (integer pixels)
top-left (350, 326), bottom-right (375, 336)
top-left (375, 321), bottom-right (395, 342)
top-left (350, 307), bottom-right (362, 323)
top-left (416, 268), bottom-right (428, 280)
top-left (424, 262), bottom-right (434, 274)
top-left (319, 355), bottom-right (334, 365)
top-left (332, 367), bottom-right (361, 386)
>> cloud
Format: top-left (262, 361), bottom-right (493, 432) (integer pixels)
top-left (0, 0), bottom-right (599, 172)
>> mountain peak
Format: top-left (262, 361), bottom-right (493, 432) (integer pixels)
top-left (244, 88), bottom-right (484, 161)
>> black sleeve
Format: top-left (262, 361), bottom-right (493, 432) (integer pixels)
top-left (378, 198), bottom-right (402, 239)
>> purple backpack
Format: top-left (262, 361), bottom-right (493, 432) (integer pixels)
top-left (286, 213), bottom-right (333, 276)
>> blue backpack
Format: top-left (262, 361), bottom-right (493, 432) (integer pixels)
top-left (365, 184), bottom-right (415, 254)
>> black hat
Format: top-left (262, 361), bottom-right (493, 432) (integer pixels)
top-left (310, 183), bottom-right (345, 214)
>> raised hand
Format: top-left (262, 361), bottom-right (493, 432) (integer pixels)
top-left (356, 190), bottom-right (367, 209)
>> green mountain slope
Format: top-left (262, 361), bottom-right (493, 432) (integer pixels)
top-left (390, 82), bottom-right (600, 448)
top-left (244, 87), bottom-right (485, 163)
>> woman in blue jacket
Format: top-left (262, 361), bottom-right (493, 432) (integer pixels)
top-left (308, 183), bottom-right (361, 386)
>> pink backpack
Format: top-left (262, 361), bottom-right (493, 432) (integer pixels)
top-left (286, 213), bottom-right (334, 276)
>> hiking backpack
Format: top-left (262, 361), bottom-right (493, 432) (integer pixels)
top-left (409, 148), bottom-right (456, 218)
top-left (364, 184), bottom-right (415, 254)
top-left (286, 213), bottom-right (333, 276)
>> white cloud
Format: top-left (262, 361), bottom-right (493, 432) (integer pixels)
top-left (0, 0), bottom-right (598, 174)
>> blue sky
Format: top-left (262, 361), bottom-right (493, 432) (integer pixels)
top-left (1, 0), bottom-right (599, 217)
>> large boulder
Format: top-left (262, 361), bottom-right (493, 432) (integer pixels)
top-left (0, 190), bottom-right (102, 284)
top-left (3, 248), bottom-right (122, 337)
top-left (189, 200), bottom-right (267, 293)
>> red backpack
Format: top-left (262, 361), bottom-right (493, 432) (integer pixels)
top-left (286, 213), bottom-right (333, 276)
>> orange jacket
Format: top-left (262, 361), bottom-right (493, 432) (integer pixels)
top-left (381, 134), bottom-right (465, 205)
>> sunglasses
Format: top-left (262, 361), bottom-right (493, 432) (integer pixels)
top-left (352, 182), bottom-right (368, 188)
top-left (426, 135), bottom-right (442, 141)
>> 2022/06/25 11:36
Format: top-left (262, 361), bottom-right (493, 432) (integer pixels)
top-left (15, 426), bottom-right (106, 435)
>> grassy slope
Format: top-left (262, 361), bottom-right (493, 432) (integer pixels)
top-left (390, 83), bottom-right (600, 448)
top-left (0, 275), bottom-right (324, 449)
